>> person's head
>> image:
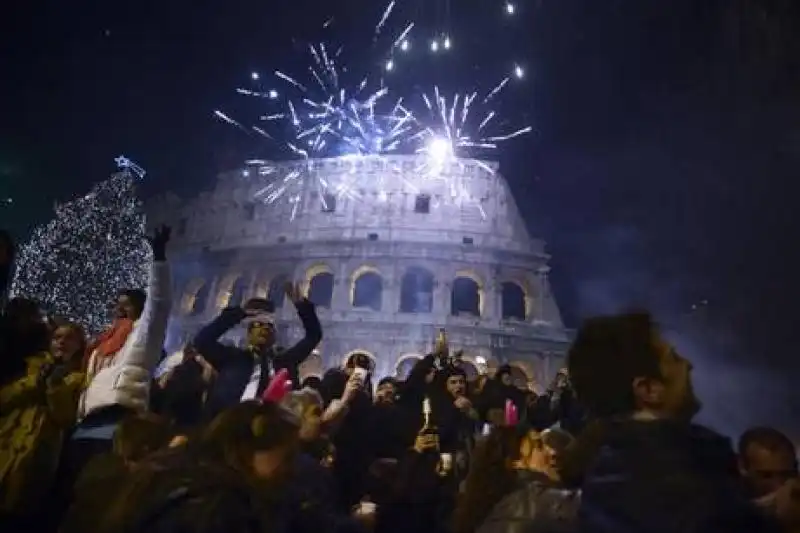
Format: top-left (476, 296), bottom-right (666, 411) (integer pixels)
top-left (4, 297), bottom-right (49, 352)
top-left (280, 388), bottom-right (324, 441)
top-left (444, 367), bottom-right (467, 398)
top-left (738, 426), bottom-right (798, 498)
top-left (375, 377), bottom-right (398, 404)
top-left (115, 289), bottom-right (146, 320)
top-left (246, 318), bottom-right (276, 350)
top-left (496, 364), bottom-right (513, 386)
top-left (199, 401), bottom-right (299, 481)
top-left (454, 426), bottom-right (548, 533)
top-left (113, 413), bottom-right (175, 465)
top-left (50, 321), bottom-right (86, 365)
top-left (301, 375), bottom-right (322, 391)
top-left (344, 352), bottom-right (373, 376)
top-left (541, 428), bottom-right (575, 476)
top-left (568, 311), bottom-right (699, 421)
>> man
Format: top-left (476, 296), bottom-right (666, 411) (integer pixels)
top-left (568, 311), bottom-right (780, 533)
top-left (739, 426), bottom-right (798, 500)
top-left (193, 281), bottom-right (321, 420)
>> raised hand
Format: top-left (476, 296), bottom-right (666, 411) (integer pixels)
top-left (146, 225), bottom-right (171, 261)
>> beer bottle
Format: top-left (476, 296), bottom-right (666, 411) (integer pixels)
top-left (420, 397), bottom-right (440, 450)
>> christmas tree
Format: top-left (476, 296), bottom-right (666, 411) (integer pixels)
top-left (11, 157), bottom-right (151, 333)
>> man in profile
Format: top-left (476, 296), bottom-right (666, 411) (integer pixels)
top-left (567, 311), bottom-right (780, 533)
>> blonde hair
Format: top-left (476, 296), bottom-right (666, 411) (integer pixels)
top-left (280, 388), bottom-right (323, 419)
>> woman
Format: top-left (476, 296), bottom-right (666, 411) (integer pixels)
top-left (0, 310), bottom-right (85, 522)
top-left (453, 426), bottom-right (579, 533)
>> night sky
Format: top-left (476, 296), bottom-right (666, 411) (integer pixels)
top-left (3, 1), bottom-right (799, 435)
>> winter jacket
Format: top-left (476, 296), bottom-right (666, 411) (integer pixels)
top-left (579, 419), bottom-right (782, 533)
top-left (78, 260), bottom-right (172, 418)
top-left (0, 352), bottom-right (84, 512)
top-left (477, 471), bottom-right (579, 533)
top-left (194, 299), bottom-right (321, 420)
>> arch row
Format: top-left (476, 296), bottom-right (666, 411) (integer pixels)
top-left (178, 263), bottom-right (541, 321)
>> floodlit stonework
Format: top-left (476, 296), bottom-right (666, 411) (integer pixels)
top-left (147, 155), bottom-right (570, 390)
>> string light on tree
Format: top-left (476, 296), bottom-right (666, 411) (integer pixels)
top-left (11, 157), bottom-right (151, 333)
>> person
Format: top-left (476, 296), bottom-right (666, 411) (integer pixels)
top-left (454, 426), bottom-right (578, 533)
top-left (56, 226), bottom-right (172, 518)
top-left (193, 282), bottom-right (322, 420)
top-left (567, 311), bottom-right (780, 533)
top-left (738, 426), bottom-right (798, 500)
top-left (64, 401), bottom-right (299, 533)
top-left (0, 309), bottom-right (85, 523)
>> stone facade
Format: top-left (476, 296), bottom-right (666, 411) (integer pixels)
top-left (147, 155), bottom-right (570, 390)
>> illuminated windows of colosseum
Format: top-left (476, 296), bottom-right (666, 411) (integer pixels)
top-left (351, 267), bottom-right (383, 311)
top-left (399, 267), bottom-right (434, 313)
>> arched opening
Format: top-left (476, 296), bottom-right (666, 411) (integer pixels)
top-left (352, 268), bottom-right (383, 311)
top-left (224, 276), bottom-right (249, 309)
top-left (399, 266), bottom-right (434, 313)
top-left (395, 354), bottom-right (422, 380)
top-left (267, 274), bottom-right (289, 309)
top-left (182, 278), bottom-right (210, 316)
top-left (451, 277), bottom-right (481, 316)
top-left (308, 272), bottom-right (334, 308)
top-left (501, 281), bottom-right (526, 320)
top-left (215, 274), bottom-right (241, 311)
top-left (253, 276), bottom-right (270, 299)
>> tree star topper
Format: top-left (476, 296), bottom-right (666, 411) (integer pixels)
top-left (115, 155), bottom-right (146, 179)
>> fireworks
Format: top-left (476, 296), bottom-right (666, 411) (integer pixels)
top-left (215, 1), bottom-right (531, 216)
top-left (11, 159), bottom-right (151, 333)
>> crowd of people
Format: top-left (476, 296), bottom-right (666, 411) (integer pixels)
top-left (1, 226), bottom-right (799, 533)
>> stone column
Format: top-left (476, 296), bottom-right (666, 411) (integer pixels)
top-left (333, 260), bottom-right (351, 310)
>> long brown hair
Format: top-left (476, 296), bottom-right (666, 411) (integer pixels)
top-left (452, 426), bottom-right (528, 533)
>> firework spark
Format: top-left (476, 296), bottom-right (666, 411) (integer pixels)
top-left (215, 1), bottom-right (531, 217)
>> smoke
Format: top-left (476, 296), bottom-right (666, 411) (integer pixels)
top-left (554, 224), bottom-right (799, 440)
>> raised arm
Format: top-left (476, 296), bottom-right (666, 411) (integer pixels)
top-left (120, 226), bottom-right (172, 372)
top-left (192, 306), bottom-right (247, 369)
top-left (279, 281), bottom-right (322, 367)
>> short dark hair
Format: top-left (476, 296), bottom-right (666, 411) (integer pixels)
top-left (567, 311), bottom-right (661, 418)
top-left (739, 426), bottom-right (796, 464)
top-left (377, 376), bottom-right (397, 388)
top-left (120, 288), bottom-right (147, 317)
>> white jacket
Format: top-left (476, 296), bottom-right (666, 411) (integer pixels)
top-left (79, 260), bottom-right (172, 418)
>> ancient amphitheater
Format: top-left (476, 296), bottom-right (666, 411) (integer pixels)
top-left (147, 154), bottom-right (570, 390)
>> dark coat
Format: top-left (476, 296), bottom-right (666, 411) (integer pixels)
top-left (477, 471), bottom-right (579, 533)
top-left (193, 299), bottom-right (321, 420)
top-left (579, 419), bottom-right (781, 533)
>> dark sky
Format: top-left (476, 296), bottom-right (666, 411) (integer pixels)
top-left (3, 1), bottom-right (799, 433)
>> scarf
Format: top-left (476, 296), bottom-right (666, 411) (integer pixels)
top-left (85, 318), bottom-right (134, 371)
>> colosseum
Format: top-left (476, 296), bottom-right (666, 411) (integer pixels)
top-left (146, 154), bottom-right (571, 391)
